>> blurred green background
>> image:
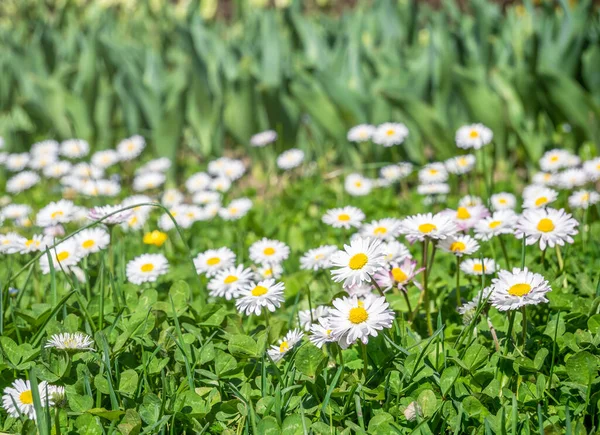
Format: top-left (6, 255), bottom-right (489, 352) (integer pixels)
top-left (0, 0), bottom-right (599, 166)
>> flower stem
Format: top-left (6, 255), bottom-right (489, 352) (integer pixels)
top-left (499, 236), bottom-right (510, 269)
top-left (360, 342), bottom-right (369, 381)
top-left (555, 245), bottom-right (564, 274)
top-left (521, 306), bottom-right (527, 351)
top-left (456, 257), bottom-right (462, 307)
top-left (422, 240), bottom-right (432, 336)
top-left (540, 248), bottom-right (546, 266)
top-left (402, 290), bottom-right (413, 319)
top-left (505, 310), bottom-right (516, 353)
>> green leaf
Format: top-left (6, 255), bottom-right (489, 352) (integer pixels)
top-left (117, 409), bottom-right (142, 435)
top-left (139, 394), bottom-right (161, 425)
top-left (462, 396), bottom-right (489, 420)
top-left (440, 366), bottom-right (460, 397)
top-left (463, 343), bottom-right (489, 372)
top-left (257, 416), bottom-right (280, 434)
top-left (75, 414), bottom-right (103, 435)
top-left (118, 369), bottom-right (139, 396)
top-left (169, 280), bottom-right (190, 311)
top-left (68, 393), bottom-right (94, 413)
top-left (566, 351), bottom-right (598, 386)
top-left (281, 414), bottom-right (311, 434)
top-left (417, 389), bottom-right (437, 418)
top-left (294, 344), bottom-right (326, 378)
top-left (228, 334), bottom-right (258, 358)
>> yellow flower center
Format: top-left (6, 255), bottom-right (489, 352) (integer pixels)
top-left (25, 239), bottom-right (34, 247)
top-left (489, 220), bottom-right (502, 229)
top-left (348, 307), bottom-right (369, 324)
top-left (263, 247), bottom-right (276, 256)
top-left (348, 253), bottom-right (368, 270)
top-left (373, 226), bottom-right (387, 235)
top-left (458, 157), bottom-right (468, 166)
top-left (582, 193), bottom-right (589, 201)
top-left (19, 390), bottom-right (33, 405)
top-left (338, 213), bottom-right (351, 221)
top-left (473, 263), bottom-right (484, 272)
top-left (251, 285), bottom-right (268, 297)
top-left (355, 181), bottom-right (362, 187)
top-left (141, 263), bottom-right (154, 272)
top-left (469, 130), bottom-right (479, 138)
top-left (418, 223), bottom-right (436, 233)
top-left (456, 207), bottom-right (471, 220)
top-left (57, 251), bottom-right (69, 262)
top-left (508, 283), bottom-right (532, 297)
top-left (263, 268), bottom-right (273, 277)
top-left (498, 198), bottom-right (507, 204)
top-left (391, 267), bottom-right (408, 282)
top-left (536, 218), bottom-right (555, 233)
top-left (535, 196), bottom-right (548, 206)
top-left (279, 341), bottom-right (289, 353)
top-left (82, 240), bottom-right (95, 249)
top-left (129, 216), bottom-right (138, 226)
top-left (229, 207), bottom-right (238, 214)
top-left (386, 129), bottom-right (395, 136)
top-left (51, 210), bottom-right (64, 219)
top-left (429, 169), bottom-right (438, 175)
top-left (224, 275), bottom-right (238, 284)
top-left (206, 257), bottom-right (221, 266)
top-left (450, 241), bottom-right (466, 252)
top-left (143, 231), bottom-right (167, 246)
top-left (315, 254), bottom-right (324, 260)
top-left (550, 155), bottom-right (559, 162)
top-left (127, 142), bottom-right (135, 151)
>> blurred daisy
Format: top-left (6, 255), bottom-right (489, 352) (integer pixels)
top-left (380, 240), bottom-right (411, 264)
top-left (45, 332), bottom-right (94, 351)
top-left (6, 171), bottom-right (40, 194)
top-left (457, 287), bottom-right (493, 315)
top-left (328, 295), bottom-right (395, 347)
top-left (532, 172), bottom-right (557, 186)
top-left (359, 218), bottom-right (402, 241)
top-left (249, 238), bottom-right (290, 265)
top-left (438, 235), bottom-right (480, 257)
top-left (417, 183), bottom-right (450, 196)
top-left (91, 150), bottom-right (120, 168)
top-left (17, 235), bottom-right (50, 254)
top-left (347, 124), bottom-right (375, 143)
top-left (194, 247), bottom-right (236, 277)
top-left (345, 173), bottom-right (372, 196)
top-left (515, 208), bottom-right (579, 250)
top-left (0, 232), bottom-right (25, 254)
top-left (209, 177), bottom-right (232, 193)
top-left (126, 253), bottom-right (169, 285)
top-left (474, 210), bottom-right (518, 241)
top-left (133, 172), bottom-right (165, 192)
top-left (117, 135), bottom-right (145, 161)
top-left (2, 379), bottom-right (50, 420)
top-left (418, 163), bottom-right (448, 184)
top-left (60, 139), bottom-right (89, 158)
top-left (299, 306), bottom-right (330, 330)
top-left (250, 130), bottom-right (277, 147)
top-left (0, 204), bottom-right (31, 221)
top-left (445, 155), bottom-right (476, 175)
top-left (522, 186), bottom-right (558, 209)
top-left (208, 264), bottom-right (254, 300)
top-left (6, 153), bottom-right (30, 171)
top-left (379, 165), bottom-right (405, 184)
top-left (372, 122), bottom-right (409, 147)
top-left (43, 161), bottom-right (72, 179)
top-left (39, 239), bottom-right (83, 274)
top-left (490, 192), bottom-right (516, 211)
top-left (583, 157), bottom-right (600, 181)
top-left (74, 228), bottom-right (110, 255)
top-left (374, 258), bottom-right (422, 292)
top-left (29, 154), bottom-right (57, 170)
top-left (185, 172), bottom-right (211, 193)
top-left (161, 189), bottom-right (184, 208)
top-left (31, 140), bottom-right (59, 157)
top-left (193, 191), bottom-right (221, 206)
top-left (460, 258), bottom-right (496, 276)
top-left (255, 263), bottom-right (284, 280)
top-left (322, 206), bottom-right (364, 229)
top-left (443, 205), bottom-right (489, 231)
top-left (73, 163), bottom-right (103, 179)
top-left (219, 198), bottom-right (253, 220)
top-left (556, 168), bottom-right (587, 190)
top-left (330, 237), bottom-right (385, 287)
top-left (539, 149), bottom-right (570, 173)
top-left (568, 190), bottom-right (599, 209)
top-left (489, 268), bottom-right (551, 311)
top-left (143, 230), bottom-right (168, 247)
top-left (400, 213), bottom-right (457, 242)
top-left (300, 245), bottom-right (338, 271)
top-left (137, 157), bottom-right (172, 174)
top-left (309, 317), bottom-right (335, 348)
top-left (267, 329), bottom-right (303, 362)
top-left (455, 124), bottom-right (493, 150)
top-left (345, 282), bottom-right (374, 298)
top-left (88, 205), bottom-right (134, 225)
top-left (236, 279), bottom-right (285, 315)
top-left (277, 148), bottom-right (304, 170)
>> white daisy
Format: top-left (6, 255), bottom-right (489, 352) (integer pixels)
top-left (489, 268), bottom-right (551, 311)
top-left (31, 140), bottom-right (59, 157)
top-left (347, 124), bottom-right (375, 143)
top-left (438, 235), bottom-right (480, 257)
top-left (43, 161), bottom-right (72, 178)
top-left (249, 238), bottom-right (290, 265)
top-left (568, 190), bottom-right (600, 209)
top-left (1, 204), bottom-right (32, 221)
top-left (72, 162), bottom-right (103, 179)
top-left (2, 379), bottom-right (50, 420)
top-left (457, 287), bottom-right (493, 315)
top-left (417, 183), bottom-right (450, 196)
top-left (194, 247), bottom-right (236, 277)
top-left (298, 306), bottom-right (330, 330)
top-left (255, 263), bottom-right (284, 280)
top-left (359, 218), bottom-right (402, 241)
top-left (74, 228), bottom-right (110, 255)
top-left (445, 154), bottom-right (476, 175)
top-left (6, 153), bottom-right (30, 171)
top-left (328, 295), bottom-right (395, 346)
top-left (185, 172), bottom-right (211, 193)
top-left (400, 213), bottom-right (457, 242)
top-left (117, 135), bottom-right (145, 161)
top-left (532, 172), bottom-right (557, 186)
top-left (556, 168), bottom-right (588, 190)
top-left (379, 165), bottom-right (405, 184)
top-left (6, 171), bottom-right (40, 194)
top-left (39, 239), bottom-right (83, 274)
top-left (490, 192), bottom-right (516, 211)
top-left (91, 150), bottom-right (120, 168)
top-left (344, 173), bottom-right (373, 196)
top-left (29, 153), bottom-right (57, 170)
top-left (515, 208), bottom-right (579, 250)
top-left (322, 206), bottom-right (364, 229)
top-left (418, 163), bottom-right (448, 184)
top-left (276, 148), bottom-right (304, 170)
top-left (17, 234), bottom-right (51, 254)
top-left (442, 205), bottom-right (489, 231)
top-left (460, 258), bottom-right (496, 276)
top-left (0, 232), bottom-right (26, 254)
top-left (45, 332), bottom-right (94, 351)
top-left (372, 122), bottom-right (409, 147)
top-left (455, 124), bottom-right (493, 150)
top-left (373, 258), bottom-right (422, 292)
top-left (88, 205), bottom-right (134, 225)
top-left (522, 186), bottom-right (558, 209)
top-left (299, 245), bottom-right (338, 271)
top-left (207, 264), bottom-right (254, 300)
top-left (219, 198), bottom-right (253, 221)
top-left (267, 329), bottom-right (304, 362)
top-left (60, 139), bottom-right (89, 158)
top-left (474, 210), bottom-right (519, 241)
top-left (330, 237), bottom-right (385, 288)
top-left (209, 177), bottom-right (232, 193)
top-left (539, 149), bottom-right (570, 173)
top-left (137, 157), bottom-right (172, 174)
top-left (126, 253), bottom-right (169, 285)
top-left (380, 240), bottom-right (411, 264)
top-left (133, 172), bottom-right (166, 192)
top-left (250, 130), bottom-right (277, 147)
top-left (309, 317), bottom-right (335, 348)
top-left (583, 157), bottom-right (600, 181)
top-left (235, 279), bottom-right (285, 315)
top-left (192, 191), bottom-right (221, 206)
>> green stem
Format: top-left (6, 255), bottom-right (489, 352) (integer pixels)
top-left (521, 306), bottom-right (527, 351)
top-left (505, 310), bottom-right (516, 353)
top-left (456, 257), bottom-right (461, 307)
top-left (520, 237), bottom-right (526, 269)
top-left (499, 236), bottom-right (510, 269)
top-left (422, 240), bottom-right (432, 336)
top-left (555, 245), bottom-right (564, 274)
top-left (540, 248), bottom-right (546, 266)
top-left (360, 342), bottom-right (368, 381)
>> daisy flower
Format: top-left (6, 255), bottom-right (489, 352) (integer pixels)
top-left (455, 124), bottom-right (493, 149)
top-left (359, 218), bottom-right (402, 241)
top-left (515, 208), bottom-right (579, 250)
top-left (322, 206), bottom-right (365, 229)
top-left (117, 135), bottom-right (145, 161)
top-left (2, 379), bottom-right (50, 420)
top-left (417, 183), bottom-right (450, 197)
top-left (88, 205), bottom-right (134, 225)
top-left (400, 213), bottom-right (457, 242)
top-left (532, 172), bottom-right (557, 186)
top-left (193, 191), bottom-right (221, 206)
top-left (568, 190), bottom-right (600, 209)
top-left (460, 258), bottom-right (496, 276)
top-left (143, 230), bottom-right (168, 247)
top-left (133, 172), bottom-right (166, 192)
top-left (45, 332), bottom-right (94, 351)
top-left (137, 157), bottom-right (172, 174)
top-left (29, 154), bottom-right (57, 170)
top-left (490, 192), bottom-right (516, 211)
top-left (74, 228), bottom-right (110, 255)
top-left (235, 279), bottom-right (285, 315)
top-left (309, 317), bottom-right (335, 348)
top-left (0, 232), bottom-right (25, 254)
top-left (347, 124), bottom-right (375, 143)
top-left (299, 306), bottom-right (330, 330)
top-left (91, 150), bottom-right (120, 168)
top-left (255, 263), bottom-right (284, 280)
top-left (219, 198), bottom-right (253, 221)
top-left (442, 205), bottom-right (489, 231)
top-left (445, 154), bottom-right (476, 175)
top-left (418, 163), bottom-right (448, 184)
top-left (380, 240), bottom-right (411, 264)
top-left (372, 122), bottom-right (409, 147)
top-left (345, 282), bottom-right (374, 298)
top-left (72, 162), bottom-right (103, 179)
top-left (43, 161), bottom-right (72, 178)
top-left (583, 157), bottom-right (600, 181)
top-left (522, 186), bottom-right (558, 209)
top-left (379, 164), bottom-right (405, 184)
top-left (556, 168), bottom-right (587, 190)
top-left (126, 253), bottom-right (169, 285)
top-left (344, 173), bottom-right (372, 196)
top-left (194, 247), bottom-right (236, 277)
top-left (1, 204), bottom-right (32, 221)
top-left (438, 235), bottom-right (480, 257)
top-left (209, 177), bottom-right (232, 193)
top-left (39, 239), bottom-right (83, 274)
top-left (17, 235), bottom-right (50, 254)
top-left (457, 287), bottom-right (493, 315)
top-left (489, 268), bottom-right (551, 311)
top-left (60, 139), bottom-right (89, 158)
top-left (185, 172), bottom-right (211, 193)
top-left (373, 258), bottom-right (422, 292)
top-left (267, 329), bottom-right (304, 362)
top-left (208, 264), bottom-right (254, 300)
top-left (208, 157), bottom-right (245, 180)
top-left (539, 149), bottom-right (570, 173)
top-left (474, 210), bottom-right (519, 241)
top-left (31, 140), bottom-right (59, 157)
top-left (6, 153), bottom-right (30, 171)
top-left (300, 245), bottom-right (338, 271)
top-left (6, 171), bottom-right (40, 194)
top-left (328, 295), bottom-right (395, 347)
top-left (249, 238), bottom-right (290, 265)
top-left (330, 237), bottom-right (385, 287)
top-left (277, 149), bottom-right (304, 170)
top-left (250, 130), bottom-right (277, 147)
